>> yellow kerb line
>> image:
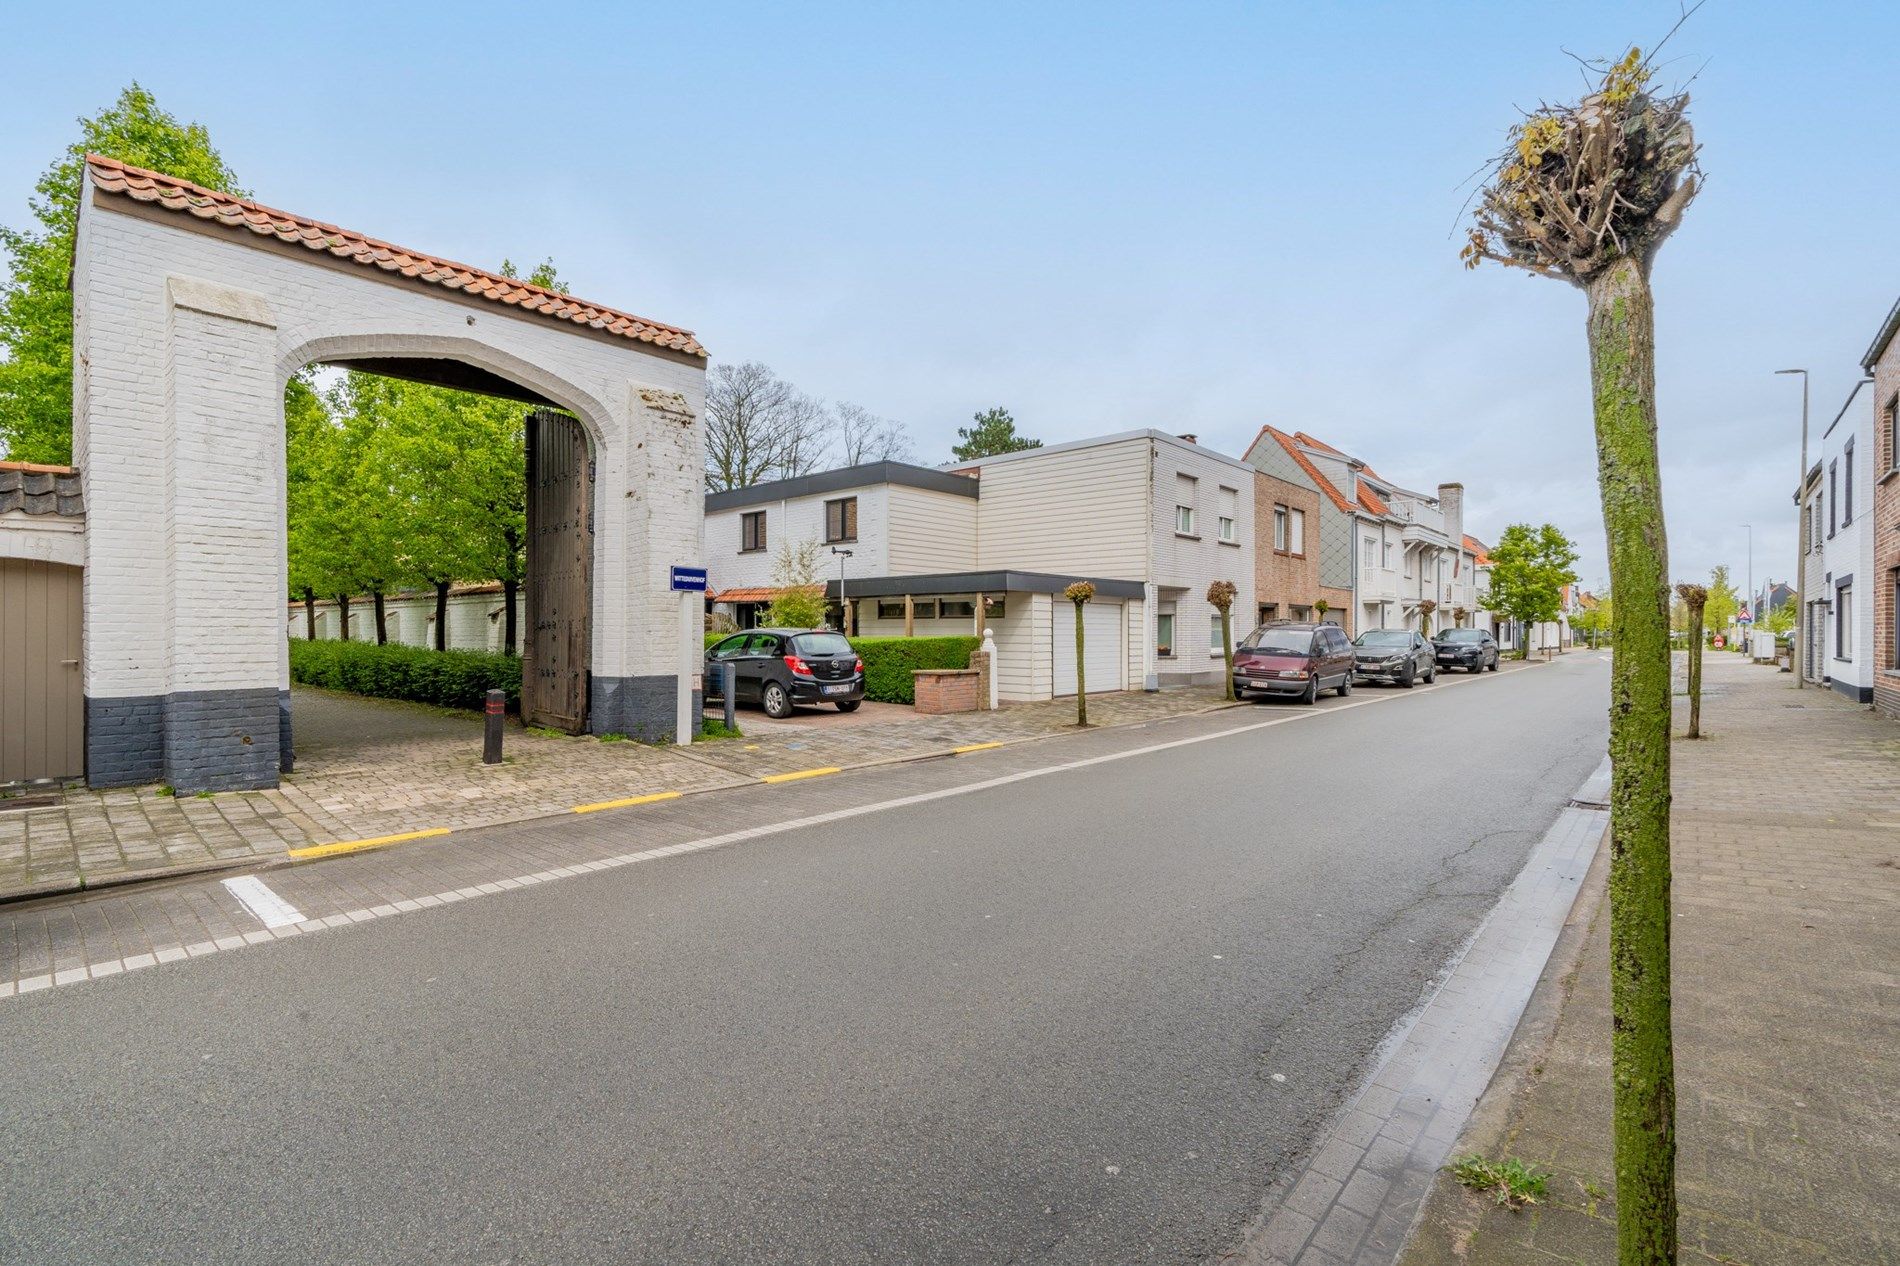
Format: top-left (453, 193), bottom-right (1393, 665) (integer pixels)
top-left (760, 767), bottom-right (842, 784)
top-left (572, 790), bottom-right (683, 814)
top-left (290, 827), bottom-right (450, 860)
top-left (951, 742), bottom-right (1004, 754)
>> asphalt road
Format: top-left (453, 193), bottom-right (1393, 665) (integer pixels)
top-left (0, 657), bottom-right (1608, 1265)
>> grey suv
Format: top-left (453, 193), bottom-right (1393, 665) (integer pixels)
top-left (1352, 629), bottom-right (1436, 688)
top-left (1433, 628), bottom-right (1500, 673)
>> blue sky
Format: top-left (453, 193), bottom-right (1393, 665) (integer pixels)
top-left (5, 1), bottom-right (1895, 596)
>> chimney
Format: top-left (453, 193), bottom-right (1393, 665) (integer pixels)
top-left (1437, 482), bottom-right (1464, 545)
top-left (1177, 433), bottom-right (1199, 446)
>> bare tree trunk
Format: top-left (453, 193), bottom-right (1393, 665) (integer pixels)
top-left (434, 581), bottom-right (451, 652)
top-left (372, 589), bottom-right (388, 645)
top-left (1073, 601), bottom-right (1087, 726)
top-left (302, 588), bottom-right (316, 641)
top-left (1220, 608), bottom-right (1234, 700)
top-left (1586, 255), bottom-right (1677, 1265)
top-left (337, 593), bottom-right (352, 642)
top-left (1685, 607), bottom-right (1704, 739)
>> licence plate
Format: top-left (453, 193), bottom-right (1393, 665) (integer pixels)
top-left (822, 684), bottom-right (852, 696)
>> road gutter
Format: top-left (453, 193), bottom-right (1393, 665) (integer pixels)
top-left (1223, 754), bottom-right (1611, 1265)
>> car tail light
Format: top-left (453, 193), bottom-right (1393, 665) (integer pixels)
top-left (784, 655), bottom-right (814, 677)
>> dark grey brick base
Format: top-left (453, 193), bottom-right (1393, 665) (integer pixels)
top-left (279, 689), bottom-right (294, 774)
top-left (1830, 676), bottom-right (1873, 705)
top-left (590, 674), bottom-right (695, 743)
top-left (86, 688), bottom-right (284, 792)
top-left (85, 695), bottom-right (165, 788)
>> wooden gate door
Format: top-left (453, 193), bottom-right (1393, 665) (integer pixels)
top-left (0, 558), bottom-right (85, 782)
top-left (523, 409), bottom-right (593, 733)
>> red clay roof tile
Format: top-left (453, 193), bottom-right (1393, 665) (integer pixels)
top-left (85, 155), bottom-right (706, 359)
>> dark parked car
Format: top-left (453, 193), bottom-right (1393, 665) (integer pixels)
top-left (1352, 628), bottom-right (1436, 687)
top-left (1433, 627), bottom-right (1500, 673)
top-left (1232, 622), bottom-right (1355, 704)
top-left (705, 629), bottom-right (865, 718)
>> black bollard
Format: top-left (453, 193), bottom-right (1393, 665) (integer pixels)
top-left (723, 663), bottom-right (737, 731)
top-left (484, 689), bottom-right (505, 764)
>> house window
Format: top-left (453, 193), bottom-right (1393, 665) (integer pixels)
top-left (1289, 509), bottom-right (1305, 556)
top-left (1217, 485), bottom-right (1238, 543)
top-left (912, 600), bottom-right (938, 620)
top-left (1176, 504), bottom-right (1197, 536)
top-left (876, 600), bottom-right (905, 621)
top-left (1274, 506), bottom-right (1289, 551)
top-left (740, 510), bottom-right (767, 553)
top-left (1218, 514), bottom-right (1236, 543)
top-left (940, 599), bottom-right (976, 619)
top-left (1827, 461), bottom-right (1837, 538)
top-left (1363, 537), bottom-right (1376, 570)
top-left (824, 496), bottom-right (858, 543)
top-left (1210, 613), bottom-right (1225, 653)
top-left (1836, 582), bottom-right (1853, 659)
top-left (1887, 395), bottom-right (1900, 473)
top-left (1382, 540), bottom-right (1394, 570)
top-left (1156, 605), bottom-right (1176, 658)
top-left (1175, 473), bottom-right (1198, 536)
top-left (1843, 439), bottom-right (1855, 525)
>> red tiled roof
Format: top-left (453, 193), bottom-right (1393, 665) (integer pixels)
top-left (711, 587), bottom-right (787, 604)
top-left (1256, 425), bottom-right (1357, 515)
top-left (85, 155), bottom-right (705, 359)
top-left (1357, 484), bottom-right (1390, 516)
top-left (1462, 534), bottom-right (1491, 565)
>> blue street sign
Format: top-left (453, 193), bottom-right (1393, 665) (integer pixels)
top-left (670, 566), bottom-right (708, 593)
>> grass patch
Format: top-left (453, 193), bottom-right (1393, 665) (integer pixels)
top-left (194, 790), bottom-right (214, 799)
top-left (1448, 1155), bottom-right (1549, 1208)
top-left (156, 785), bottom-right (176, 797)
top-left (598, 732), bottom-right (628, 743)
top-left (697, 719), bottom-right (744, 741)
top-left (524, 725), bottom-right (566, 739)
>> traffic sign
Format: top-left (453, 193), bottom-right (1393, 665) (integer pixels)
top-left (670, 566), bottom-right (707, 593)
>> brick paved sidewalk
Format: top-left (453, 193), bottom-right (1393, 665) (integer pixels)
top-left (0, 682), bottom-right (1244, 903)
top-left (1398, 653), bottom-right (1900, 1265)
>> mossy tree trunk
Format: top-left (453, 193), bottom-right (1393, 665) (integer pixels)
top-left (1586, 254), bottom-right (1677, 1265)
top-left (302, 587), bottom-right (317, 641)
top-left (372, 589), bottom-right (388, 645)
top-left (337, 593), bottom-right (352, 642)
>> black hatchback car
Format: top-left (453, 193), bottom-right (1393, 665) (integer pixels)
top-left (1432, 627), bottom-right (1500, 673)
top-left (705, 629), bottom-right (865, 718)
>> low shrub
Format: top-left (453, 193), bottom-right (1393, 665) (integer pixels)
top-left (288, 638), bottom-right (521, 711)
top-left (853, 635), bottom-right (980, 704)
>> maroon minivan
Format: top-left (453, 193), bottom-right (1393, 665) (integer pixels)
top-left (1232, 622), bottom-right (1355, 705)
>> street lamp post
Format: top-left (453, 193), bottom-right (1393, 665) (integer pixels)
top-left (830, 547), bottom-right (854, 634)
top-left (1777, 369), bottom-right (1809, 687)
top-left (1743, 522), bottom-right (1752, 653)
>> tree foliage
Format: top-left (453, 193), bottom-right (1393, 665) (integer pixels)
top-left (952, 407), bottom-right (1040, 462)
top-left (764, 537), bottom-right (827, 629)
top-left (0, 84), bottom-right (242, 463)
top-left (1703, 565), bottom-right (1738, 639)
top-left (1480, 523), bottom-right (1580, 644)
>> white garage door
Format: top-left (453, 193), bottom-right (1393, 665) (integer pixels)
top-left (1052, 599), bottom-right (1125, 696)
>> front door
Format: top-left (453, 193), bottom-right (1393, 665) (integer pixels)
top-left (0, 558), bottom-right (84, 782)
top-left (523, 409), bottom-right (593, 733)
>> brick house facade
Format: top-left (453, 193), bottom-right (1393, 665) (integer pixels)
top-left (1866, 298), bottom-right (1900, 718)
top-left (1252, 471), bottom-right (1327, 625)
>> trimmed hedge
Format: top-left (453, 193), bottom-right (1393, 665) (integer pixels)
top-left (289, 638), bottom-right (521, 711)
top-left (701, 630), bottom-right (980, 705)
top-left (855, 635), bottom-right (980, 704)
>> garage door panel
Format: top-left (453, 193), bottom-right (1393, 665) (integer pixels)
top-left (1052, 600), bottom-right (1125, 696)
top-left (1, 558), bottom-right (84, 782)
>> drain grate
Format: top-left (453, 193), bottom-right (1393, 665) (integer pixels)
top-left (0, 793), bottom-right (63, 812)
top-left (1566, 797), bottom-right (1609, 810)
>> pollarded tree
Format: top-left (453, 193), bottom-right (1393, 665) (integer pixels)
top-left (1064, 581), bottom-right (1094, 725)
top-left (1207, 580), bottom-right (1238, 700)
top-left (1465, 43), bottom-right (1700, 1265)
top-left (1674, 584), bottom-right (1706, 738)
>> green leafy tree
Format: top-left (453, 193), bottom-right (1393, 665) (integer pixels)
top-left (951, 407), bottom-right (1040, 462)
top-left (0, 84), bottom-right (242, 463)
top-left (1703, 566), bottom-right (1738, 645)
top-left (1761, 597), bottom-right (1794, 637)
top-left (763, 537), bottom-right (827, 629)
top-left (1465, 43), bottom-right (1700, 1264)
top-left (1480, 524), bottom-right (1580, 660)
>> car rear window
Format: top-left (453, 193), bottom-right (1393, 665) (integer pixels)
top-left (791, 633), bottom-right (853, 657)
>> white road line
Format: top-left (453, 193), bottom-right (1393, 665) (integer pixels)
top-left (220, 875), bottom-right (305, 929)
top-left (9, 661), bottom-right (1551, 997)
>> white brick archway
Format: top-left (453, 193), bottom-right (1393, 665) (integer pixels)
top-left (72, 157), bottom-right (707, 791)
